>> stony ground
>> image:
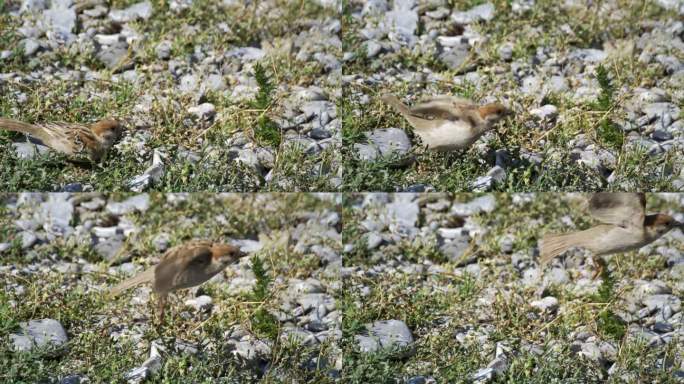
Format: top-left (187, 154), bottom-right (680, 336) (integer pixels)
top-left (342, 0), bottom-right (684, 192)
top-left (342, 193), bottom-right (684, 383)
top-left (0, 193), bottom-right (341, 383)
top-left (0, 0), bottom-right (341, 192)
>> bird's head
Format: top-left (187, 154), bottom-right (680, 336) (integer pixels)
top-left (91, 119), bottom-right (123, 144)
top-left (478, 103), bottom-right (511, 128)
top-left (211, 243), bottom-right (247, 265)
top-left (644, 214), bottom-right (682, 239)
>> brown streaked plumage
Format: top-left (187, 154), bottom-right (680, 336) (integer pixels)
top-left (110, 240), bottom-right (246, 321)
top-left (380, 94), bottom-right (510, 152)
top-left (0, 117), bottom-right (122, 162)
top-left (540, 193), bottom-right (682, 271)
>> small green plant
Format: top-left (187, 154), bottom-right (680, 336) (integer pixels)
top-left (249, 255), bottom-right (279, 339)
top-left (592, 265), bottom-right (626, 340)
top-left (250, 254), bottom-right (271, 302)
top-left (593, 65), bottom-right (623, 150)
top-left (251, 62), bottom-right (281, 147)
top-left (595, 65), bottom-right (614, 111)
top-left (597, 309), bottom-right (626, 340)
top-left (252, 62), bottom-right (275, 111)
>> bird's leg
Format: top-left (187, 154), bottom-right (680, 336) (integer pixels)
top-left (591, 257), bottom-right (607, 280)
top-left (156, 293), bottom-right (168, 324)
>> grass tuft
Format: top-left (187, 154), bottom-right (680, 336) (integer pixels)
top-left (249, 254), bottom-right (279, 340)
top-left (251, 62), bottom-right (282, 147)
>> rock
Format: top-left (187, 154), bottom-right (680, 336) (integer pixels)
top-left (297, 293), bottom-right (335, 312)
top-left (185, 295), bottom-right (213, 311)
top-left (438, 44), bottom-right (470, 70)
top-left (232, 239), bottom-right (262, 254)
top-left (385, 196), bottom-right (419, 235)
top-left (109, 1), bottom-right (153, 23)
top-left (544, 268), bottom-right (570, 285)
top-left (44, 5), bottom-right (76, 42)
top-left (230, 337), bottom-right (272, 363)
top-left (96, 41), bottom-right (129, 70)
top-left (655, 0), bottom-right (684, 13)
top-left (11, 142), bottom-right (51, 159)
top-left (642, 103), bottom-right (680, 120)
top-left (440, 235), bottom-right (471, 265)
top-left (385, 1), bottom-right (418, 45)
top-left (364, 40), bottom-right (382, 58)
top-left (451, 195), bottom-right (497, 216)
top-left (94, 237), bottom-right (125, 261)
top-left (61, 183), bottom-right (82, 192)
top-left (188, 103), bottom-right (216, 120)
top-left (40, 194), bottom-right (74, 237)
top-left (498, 43), bottom-right (513, 61)
top-left (203, 74), bottom-right (227, 91)
top-left (235, 148), bottom-right (264, 173)
top-left (60, 375), bottom-right (87, 384)
top-left (10, 319), bottom-right (68, 352)
top-left (152, 233), bottom-right (170, 251)
top-left (452, 3), bottom-right (495, 25)
top-left (365, 232), bottom-right (383, 250)
top-left (21, 0), bottom-right (47, 12)
top-left (486, 166), bottom-right (506, 184)
top-left (127, 150), bottom-right (165, 192)
top-left (579, 342), bottom-right (602, 362)
top-left (169, 0), bottom-right (193, 12)
top-left (354, 143), bottom-right (380, 161)
top-left (19, 231), bottom-right (37, 249)
top-left (21, 39), bottom-right (40, 56)
top-left (653, 322), bottom-right (674, 333)
top-left (569, 48), bottom-right (606, 62)
top-left (226, 47), bottom-right (266, 62)
top-left (124, 340), bottom-right (164, 383)
top-left (355, 320), bottom-right (414, 355)
top-left (0, 243), bottom-right (11, 253)
top-left (643, 294), bottom-right (681, 312)
top-left (530, 105), bottom-right (558, 120)
top-left (179, 74), bottom-right (198, 93)
top-left (106, 194), bottom-right (150, 215)
top-left (364, 128), bottom-right (411, 157)
top-left (155, 41), bottom-right (172, 60)
top-left (362, 0), bottom-right (388, 16)
top-left (530, 296), bottom-right (559, 312)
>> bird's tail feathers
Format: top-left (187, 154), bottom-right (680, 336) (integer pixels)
top-left (0, 118), bottom-right (43, 138)
top-left (110, 268), bottom-right (154, 296)
top-left (540, 232), bottom-right (585, 267)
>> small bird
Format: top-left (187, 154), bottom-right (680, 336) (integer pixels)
top-left (110, 240), bottom-right (247, 321)
top-left (380, 94), bottom-right (510, 151)
top-left (0, 117), bottom-right (122, 162)
top-left (540, 193), bottom-right (682, 273)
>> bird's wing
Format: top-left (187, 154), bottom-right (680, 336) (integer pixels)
top-left (154, 241), bottom-right (213, 292)
top-left (408, 103), bottom-right (465, 120)
top-left (587, 192), bottom-right (645, 229)
top-left (420, 95), bottom-right (475, 107)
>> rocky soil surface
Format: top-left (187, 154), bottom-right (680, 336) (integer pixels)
top-left (0, 0), bottom-right (341, 192)
top-left (342, 0), bottom-right (684, 191)
top-left (342, 193), bottom-right (684, 382)
top-left (0, 193), bottom-right (341, 382)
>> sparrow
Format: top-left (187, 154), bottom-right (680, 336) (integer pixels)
top-left (380, 94), bottom-right (510, 151)
top-left (0, 117), bottom-right (122, 162)
top-left (540, 193), bottom-right (682, 273)
top-left (110, 240), bottom-right (247, 321)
